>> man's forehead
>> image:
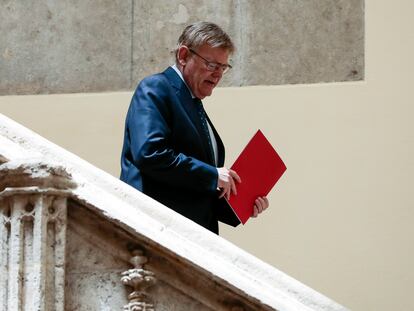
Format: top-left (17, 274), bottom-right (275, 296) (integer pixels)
top-left (197, 44), bottom-right (230, 57)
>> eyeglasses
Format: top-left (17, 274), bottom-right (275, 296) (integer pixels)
top-left (189, 48), bottom-right (232, 74)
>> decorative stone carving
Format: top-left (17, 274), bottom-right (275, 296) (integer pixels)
top-left (0, 115), bottom-right (349, 311)
top-left (0, 160), bottom-right (75, 311)
top-left (121, 249), bottom-right (156, 311)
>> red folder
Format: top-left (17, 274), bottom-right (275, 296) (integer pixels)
top-left (227, 130), bottom-right (287, 224)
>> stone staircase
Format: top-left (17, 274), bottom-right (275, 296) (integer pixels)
top-left (0, 113), bottom-right (348, 311)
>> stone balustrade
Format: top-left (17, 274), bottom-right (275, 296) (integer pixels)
top-left (0, 113), bottom-right (348, 310)
top-left (0, 161), bottom-right (72, 311)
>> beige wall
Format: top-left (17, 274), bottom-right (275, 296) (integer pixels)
top-left (0, 1), bottom-right (413, 310)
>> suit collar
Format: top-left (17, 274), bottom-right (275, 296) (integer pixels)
top-left (162, 67), bottom-right (219, 165)
top-left (170, 65), bottom-right (196, 97)
top-left (163, 66), bottom-right (194, 97)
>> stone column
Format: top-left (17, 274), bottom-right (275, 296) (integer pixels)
top-left (0, 160), bottom-right (75, 311)
top-left (121, 249), bottom-right (157, 311)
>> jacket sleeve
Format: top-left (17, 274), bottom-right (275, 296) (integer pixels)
top-left (126, 75), bottom-right (218, 193)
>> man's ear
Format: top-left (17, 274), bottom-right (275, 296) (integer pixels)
top-left (177, 46), bottom-right (189, 66)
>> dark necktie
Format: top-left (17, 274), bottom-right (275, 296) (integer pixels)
top-left (194, 98), bottom-right (215, 164)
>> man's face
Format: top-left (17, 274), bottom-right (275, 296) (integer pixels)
top-left (180, 44), bottom-right (230, 99)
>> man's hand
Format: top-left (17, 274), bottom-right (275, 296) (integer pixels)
top-left (252, 196), bottom-right (269, 217)
top-left (217, 167), bottom-right (241, 200)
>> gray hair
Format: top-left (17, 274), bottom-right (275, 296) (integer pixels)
top-left (175, 22), bottom-right (235, 61)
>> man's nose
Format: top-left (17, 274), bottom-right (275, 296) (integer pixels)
top-left (212, 68), bottom-right (223, 79)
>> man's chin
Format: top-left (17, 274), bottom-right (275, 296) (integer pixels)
top-left (200, 89), bottom-right (214, 98)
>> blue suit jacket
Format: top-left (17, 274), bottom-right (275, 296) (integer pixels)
top-left (120, 67), bottom-right (239, 233)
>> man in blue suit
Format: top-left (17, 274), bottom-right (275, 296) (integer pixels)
top-left (120, 22), bottom-right (268, 234)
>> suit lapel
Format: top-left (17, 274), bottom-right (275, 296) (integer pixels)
top-left (162, 67), bottom-right (217, 165)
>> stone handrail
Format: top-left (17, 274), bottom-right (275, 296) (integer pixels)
top-left (0, 113), bottom-right (347, 311)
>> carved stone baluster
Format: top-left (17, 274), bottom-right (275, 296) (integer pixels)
top-left (121, 249), bottom-right (157, 311)
top-left (8, 196), bottom-right (26, 311)
top-left (31, 194), bottom-right (51, 311)
top-left (0, 160), bottom-right (75, 311)
top-left (0, 200), bottom-right (10, 311)
top-left (51, 197), bottom-right (68, 311)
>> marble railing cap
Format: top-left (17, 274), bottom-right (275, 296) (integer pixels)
top-left (0, 113), bottom-right (347, 311)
